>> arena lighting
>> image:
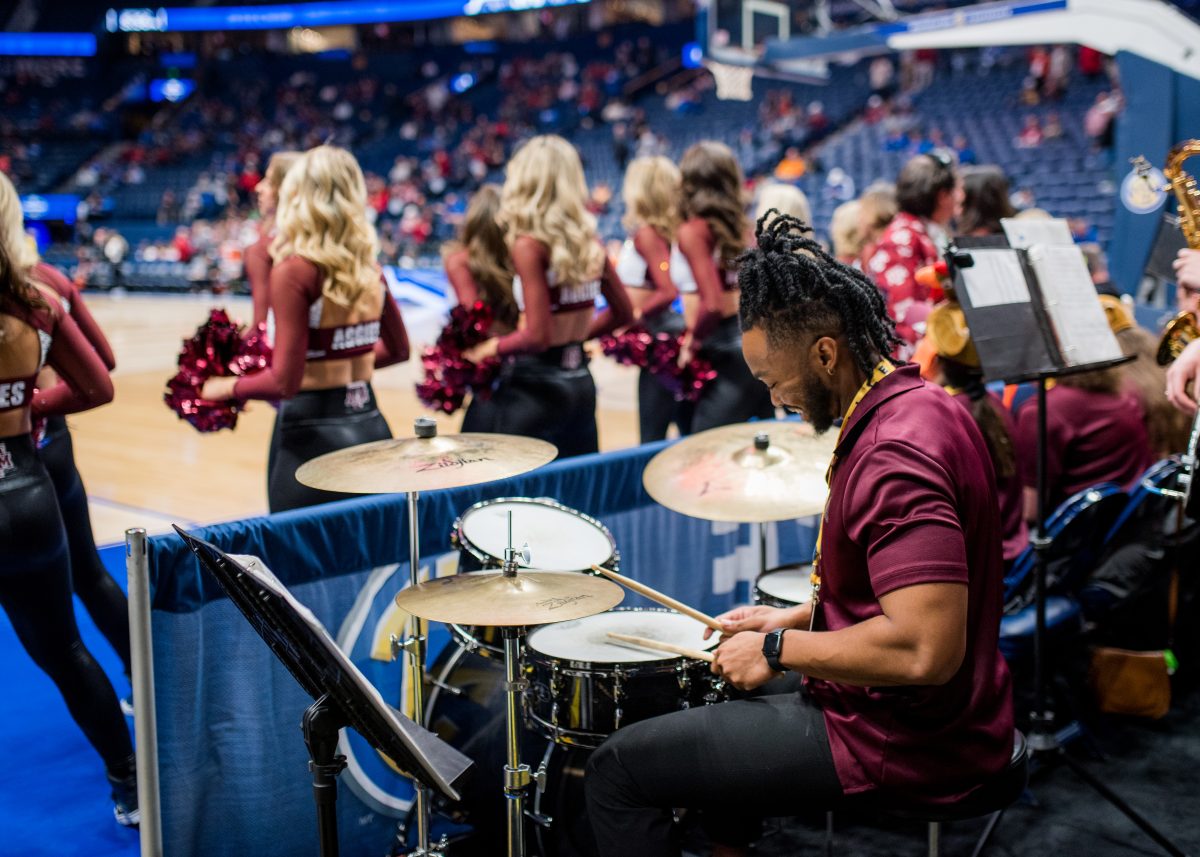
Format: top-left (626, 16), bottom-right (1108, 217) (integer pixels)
top-left (104, 0), bottom-right (590, 33)
top-left (0, 33), bottom-right (96, 57)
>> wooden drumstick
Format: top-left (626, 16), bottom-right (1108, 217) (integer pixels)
top-left (606, 631), bottom-right (715, 663)
top-left (591, 565), bottom-right (724, 632)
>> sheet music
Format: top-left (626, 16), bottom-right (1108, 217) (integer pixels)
top-left (1025, 245), bottom-right (1124, 367)
top-left (958, 248), bottom-right (1032, 308)
top-left (230, 554), bottom-right (472, 797)
top-left (1000, 217), bottom-right (1074, 249)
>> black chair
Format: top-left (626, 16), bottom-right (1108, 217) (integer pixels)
top-left (825, 730), bottom-right (1028, 857)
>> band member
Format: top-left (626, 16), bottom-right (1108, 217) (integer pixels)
top-left (1166, 249), bottom-right (1200, 416)
top-left (244, 151), bottom-right (300, 335)
top-left (586, 214), bottom-right (1013, 857)
top-left (0, 238), bottom-right (138, 825)
top-left (926, 303), bottom-right (1027, 563)
top-left (0, 173), bottom-right (133, 687)
top-left (461, 135), bottom-right (633, 457)
top-left (865, 154), bottom-right (961, 351)
top-left (674, 141), bottom-right (774, 432)
top-left (1013, 358), bottom-right (1154, 519)
top-left (201, 145), bottom-right (410, 512)
top-left (617, 156), bottom-right (690, 442)
top-left (442, 184), bottom-right (518, 432)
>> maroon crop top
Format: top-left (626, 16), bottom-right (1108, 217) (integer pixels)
top-left (234, 255), bottom-right (410, 401)
top-left (0, 294), bottom-right (113, 417)
top-left (495, 236), bottom-right (634, 357)
top-left (676, 217), bottom-right (739, 342)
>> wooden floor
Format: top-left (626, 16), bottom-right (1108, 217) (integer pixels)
top-left (70, 294), bottom-right (642, 545)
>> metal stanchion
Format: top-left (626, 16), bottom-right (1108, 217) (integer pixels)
top-left (127, 528), bottom-right (163, 857)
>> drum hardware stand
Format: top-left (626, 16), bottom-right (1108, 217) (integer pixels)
top-left (1024, 375), bottom-right (1187, 857)
top-left (501, 511), bottom-right (532, 857)
top-left (754, 433), bottom-right (771, 581)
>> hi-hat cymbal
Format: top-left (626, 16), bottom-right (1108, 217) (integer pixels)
top-left (643, 419), bottom-right (836, 523)
top-left (394, 570), bottom-right (624, 626)
top-left (295, 433), bottom-right (557, 494)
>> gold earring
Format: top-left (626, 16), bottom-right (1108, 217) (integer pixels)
top-left (827, 366), bottom-right (834, 376)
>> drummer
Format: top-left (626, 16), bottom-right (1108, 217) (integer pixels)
top-left (585, 212), bottom-right (1014, 857)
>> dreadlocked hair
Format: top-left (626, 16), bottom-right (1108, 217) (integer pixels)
top-left (737, 210), bottom-right (899, 376)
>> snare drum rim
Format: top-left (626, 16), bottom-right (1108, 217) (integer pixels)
top-left (524, 606), bottom-right (716, 674)
top-left (752, 563), bottom-right (814, 609)
top-left (452, 496), bottom-right (619, 570)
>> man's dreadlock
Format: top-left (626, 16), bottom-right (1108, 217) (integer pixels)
top-left (737, 210), bottom-right (900, 376)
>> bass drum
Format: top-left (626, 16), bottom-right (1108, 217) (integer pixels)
top-left (530, 743), bottom-right (598, 857)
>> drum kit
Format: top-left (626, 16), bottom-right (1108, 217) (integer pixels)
top-left (295, 417), bottom-right (834, 857)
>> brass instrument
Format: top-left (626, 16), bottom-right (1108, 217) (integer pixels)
top-left (1157, 141), bottom-right (1200, 516)
top-left (1158, 141), bottom-right (1200, 366)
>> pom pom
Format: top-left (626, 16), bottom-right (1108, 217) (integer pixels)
top-left (415, 301), bottom-right (501, 415)
top-left (163, 310), bottom-right (274, 433)
top-left (600, 323), bottom-right (716, 403)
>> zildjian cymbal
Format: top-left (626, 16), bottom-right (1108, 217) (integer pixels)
top-left (643, 420), bottom-right (836, 523)
top-left (295, 432), bottom-right (558, 494)
top-left (394, 570), bottom-right (624, 626)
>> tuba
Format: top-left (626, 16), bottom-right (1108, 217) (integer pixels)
top-left (1157, 140), bottom-right (1200, 366)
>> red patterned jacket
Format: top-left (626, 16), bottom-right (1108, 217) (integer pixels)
top-left (864, 211), bottom-right (941, 352)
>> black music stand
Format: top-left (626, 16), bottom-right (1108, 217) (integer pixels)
top-left (947, 244), bottom-right (1188, 856)
top-left (175, 527), bottom-right (473, 857)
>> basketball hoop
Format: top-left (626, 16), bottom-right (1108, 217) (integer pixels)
top-left (704, 59), bottom-right (754, 102)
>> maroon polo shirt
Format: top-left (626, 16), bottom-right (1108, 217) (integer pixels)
top-left (1014, 384), bottom-right (1153, 511)
top-left (949, 390), bottom-right (1029, 562)
top-left (805, 364), bottom-right (1014, 804)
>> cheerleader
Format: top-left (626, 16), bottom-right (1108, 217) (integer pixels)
top-left (674, 141), bottom-right (774, 432)
top-left (244, 151), bottom-right (301, 334)
top-left (461, 135), bottom-right (633, 457)
top-left (441, 184), bottom-right (518, 432)
top-left (0, 173), bottom-right (132, 687)
top-left (617, 156), bottom-right (692, 442)
top-left (202, 145), bottom-right (410, 512)
top-left (0, 238), bottom-right (138, 825)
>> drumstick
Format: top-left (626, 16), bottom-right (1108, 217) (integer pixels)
top-left (591, 565), bottom-right (723, 632)
top-left (606, 631), bottom-right (715, 663)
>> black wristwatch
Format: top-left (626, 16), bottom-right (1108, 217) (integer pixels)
top-left (762, 628), bottom-right (787, 673)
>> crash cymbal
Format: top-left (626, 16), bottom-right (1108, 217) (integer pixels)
top-left (295, 432), bottom-right (557, 494)
top-left (643, 419), bottom-right (836, 523)
top-left (394, 570), bottom-right (624, 626)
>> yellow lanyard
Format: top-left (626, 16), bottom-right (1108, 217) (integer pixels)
top-left (810, 359), bottom-right (895, 626)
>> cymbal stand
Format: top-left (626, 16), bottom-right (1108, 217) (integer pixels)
top-left (396, 418), bottom-right (445, 857)
top-left (755, 432), bottom-right (771, 581)
top-left (501, 511), bottom-right (531, 857)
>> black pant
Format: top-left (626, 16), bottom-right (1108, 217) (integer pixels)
top-left (39, 416), bottom-right (132, 675)
top-left (585, 679), bottom-right (842, 857)
top-left (267, 382), bottom-right (392, 513)
top-left (0, 433), bottom-right (133, 774)
top-left (692, 316), bottom-right (775, 433)
top-left (638, 312), bottom-right (694, 443)
top-left (461, 343), bottom-right (598, 459)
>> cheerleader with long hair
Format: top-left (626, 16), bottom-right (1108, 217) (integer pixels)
top-left (462, 135), bottom-right (633, 457)
top-left (202, 145), bottom-right (410, 512)
top-left (0, 173), bottom-right (133, 690)
top-left (0, 236), bottom-right (138, 825)
top-left (617, 156), bottom-right (692, 441)
top-left (674, 141), bottom-right (774, 431)
top-left (244, 151), bottom-right (301, 333)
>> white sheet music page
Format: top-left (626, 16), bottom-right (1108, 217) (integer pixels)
top-left (958, 248), bottom-right (1031, 308)
top-left (1025, 245), bottom-right (1123, 367)
top-left (1000, 217), bottom-right (1075, 249)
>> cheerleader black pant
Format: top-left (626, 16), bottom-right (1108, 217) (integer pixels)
top-left (461, 343), bottom-right (598, 459)
top-left (0, 433), bottom-right (134, 775)
top-left (39, 416), bottom-right (132, 675)
top-left (691, 315), bottom-right (775, 433)
top-left (267, 382), bottom-right (392, 513)
top-left (638, 312), bottom-right (694, 443)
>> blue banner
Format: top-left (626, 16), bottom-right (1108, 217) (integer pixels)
top-left (0, 33), bottom-right (96, 57)
top-left (146, 440), bottom-right (818, 856)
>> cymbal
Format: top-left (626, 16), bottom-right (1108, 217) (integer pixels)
top-left (394, 570), bottom-right (624, 626)
top-left (295, 433), bottom-right (557, 494)
top-left (643, 420), bottom-right (836, 523)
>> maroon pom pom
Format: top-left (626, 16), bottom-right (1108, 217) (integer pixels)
top-left (163, 310), bottom-right (275, 433)
top-left (415, 303), bottom-right (502, 415)
top-left (600, 323), bottom-right (715, 402)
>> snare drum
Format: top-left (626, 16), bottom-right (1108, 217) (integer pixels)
top-left (754, 563), bottom-right (815, 608)
top-left (524, 608), bottom-right (724, 749)
top-left (449, 498), bottom-right (620, 658)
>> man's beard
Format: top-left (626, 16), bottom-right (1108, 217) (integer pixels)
top-left (800, 373), bottom-right (836, 434)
